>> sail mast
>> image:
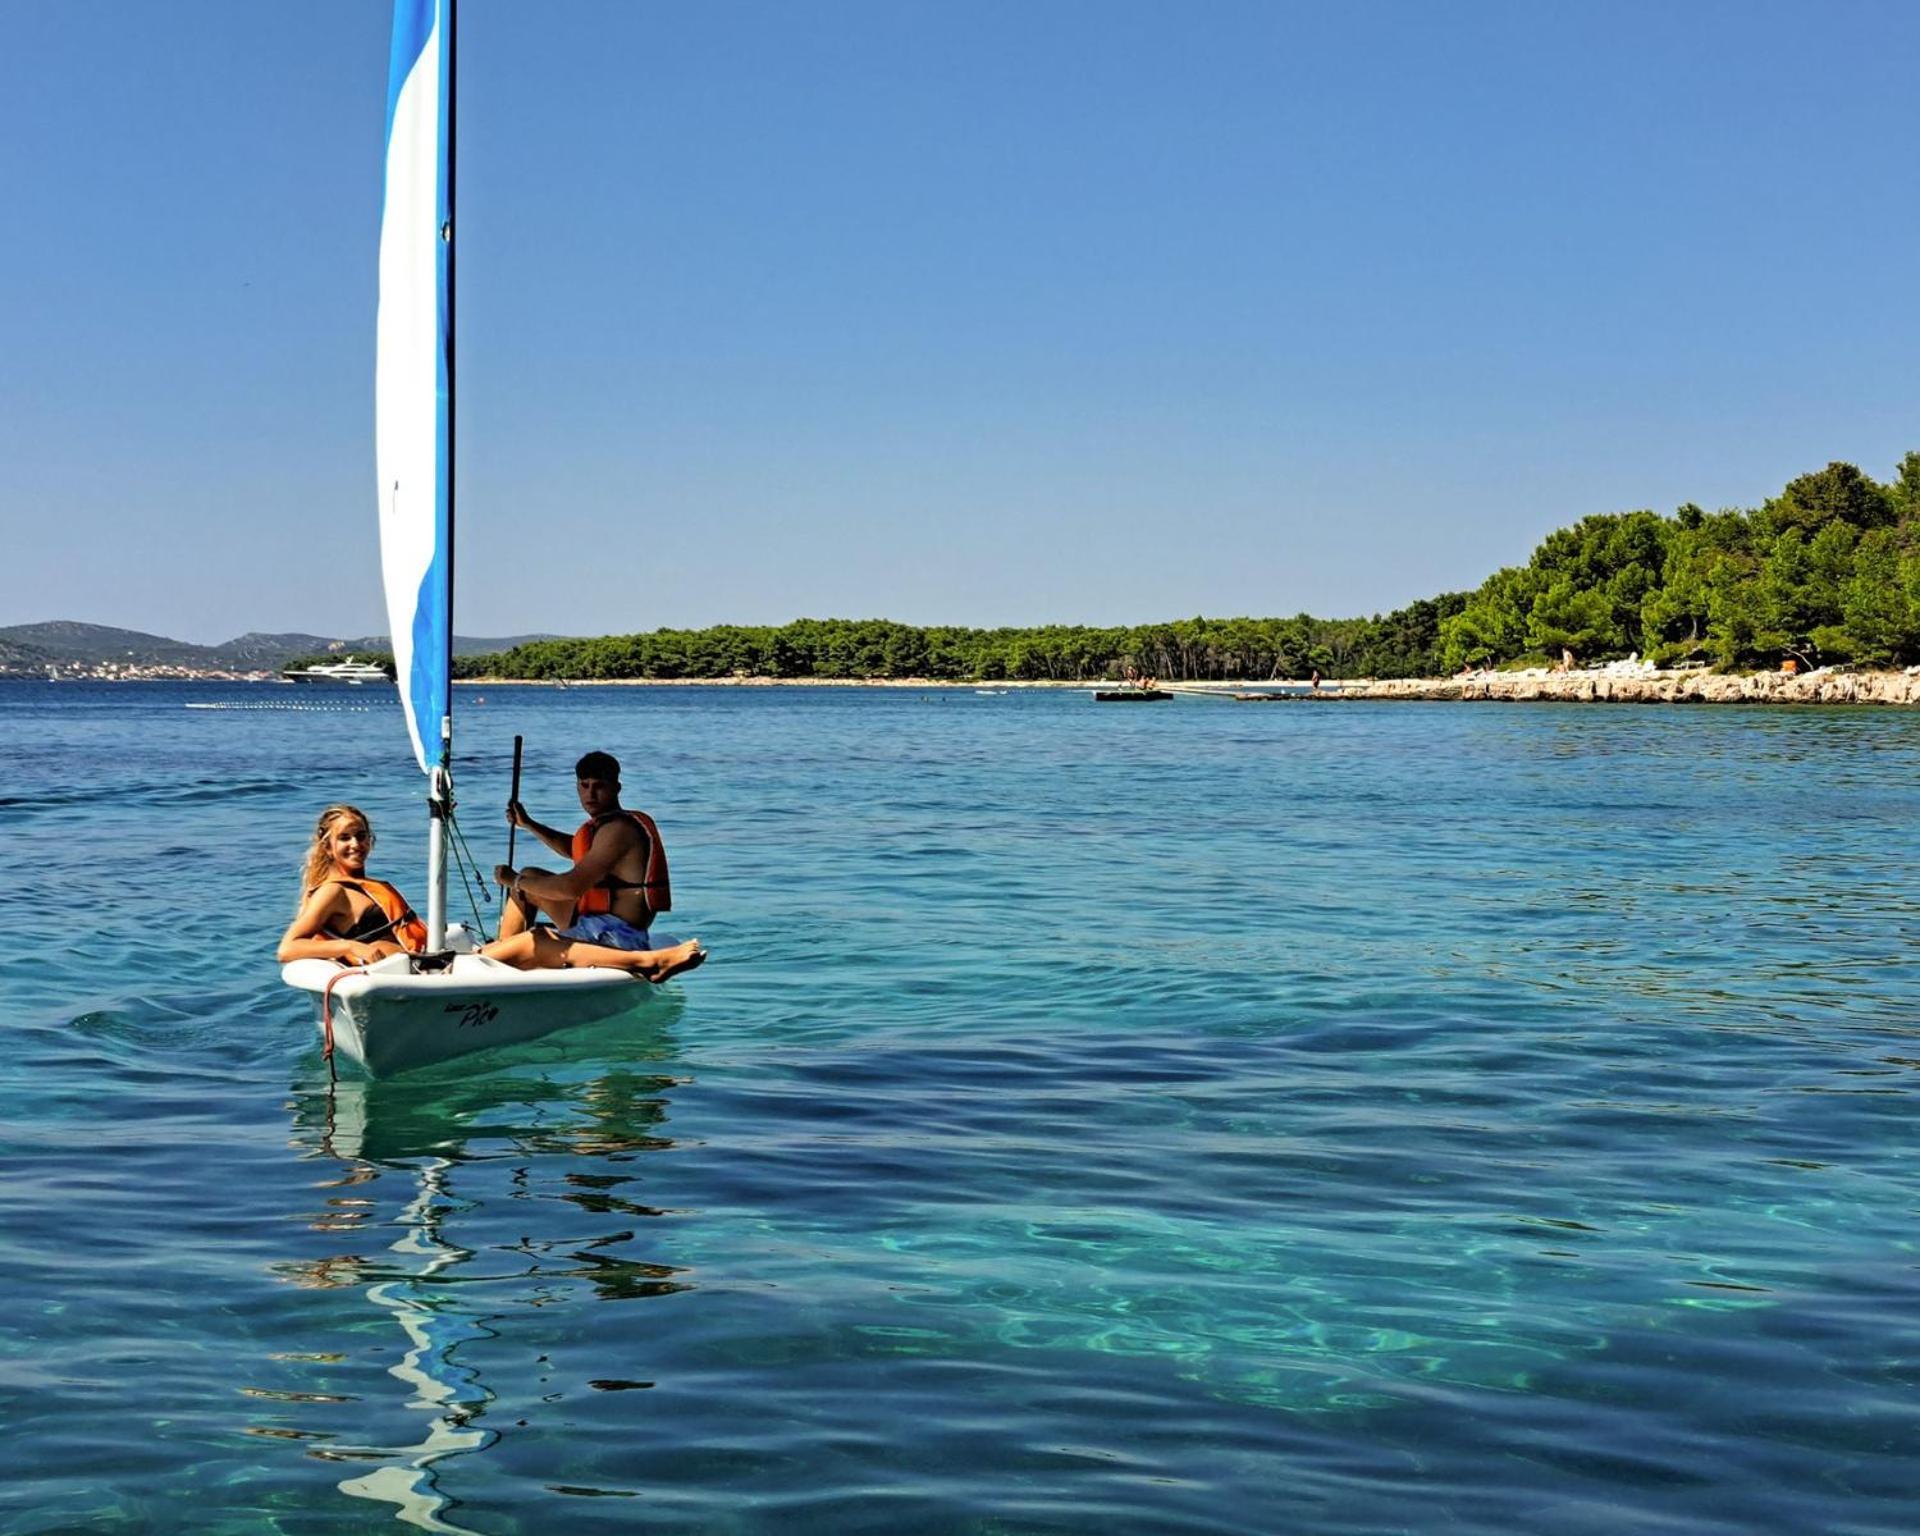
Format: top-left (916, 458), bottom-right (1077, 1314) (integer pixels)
top-left (425, 0), bottom-right (455, 949)
top-left (443, 0), bottom-right (457, 753)
top-left (377, 0), bottom-right (457, 949)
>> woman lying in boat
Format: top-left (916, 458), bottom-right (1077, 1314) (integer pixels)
top-left (276, 804), bottom-right (706, 981)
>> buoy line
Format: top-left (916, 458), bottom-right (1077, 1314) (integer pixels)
top-left (183, 701), bottom-right (373, 712)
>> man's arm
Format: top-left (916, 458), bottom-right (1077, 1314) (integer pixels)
top-left (514, 817), bottom-right (639, 905)
top-left (507, 799), bottom-right (575, 859)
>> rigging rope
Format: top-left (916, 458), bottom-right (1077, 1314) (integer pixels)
top-left (443, 807), bottom-right (494, 944)
top-left (319, 964), bottom-right (366, 1084)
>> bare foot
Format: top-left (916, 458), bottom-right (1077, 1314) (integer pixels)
top-left (631, 938), bottom-right (706, 983)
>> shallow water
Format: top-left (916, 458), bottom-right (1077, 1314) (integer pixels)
top-left (3, 681), bottom-right (1919, 1534)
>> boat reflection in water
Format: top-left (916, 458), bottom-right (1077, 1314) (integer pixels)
top-left (271, 997), bottom-right (688, 1531)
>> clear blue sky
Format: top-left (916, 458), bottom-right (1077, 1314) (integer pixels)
top-left (2, 0), bottom-right (1914, 643)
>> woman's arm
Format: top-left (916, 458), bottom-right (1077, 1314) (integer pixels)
top-left (277, 882), bottom-right (395, 965)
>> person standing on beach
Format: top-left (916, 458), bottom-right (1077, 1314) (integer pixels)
top-left (494, 751), bottom-right (671, 951)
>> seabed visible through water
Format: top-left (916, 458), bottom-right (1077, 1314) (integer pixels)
top-left (3, 681), bottom-right (1919, 1534)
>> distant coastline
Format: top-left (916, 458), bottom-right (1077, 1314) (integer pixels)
top-left (11, 666), bottom-right (1920, 706)
top-left (462, 669), bottom-right (1920, 705)
top-left (14, 451), bottom-right (1920, 691)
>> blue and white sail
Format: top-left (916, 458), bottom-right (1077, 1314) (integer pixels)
top-left (376, 0), bottom-right (453, 777)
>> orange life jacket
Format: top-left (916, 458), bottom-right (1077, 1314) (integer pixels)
top-left (319, 876), bottom-right (429, 953)
top-left (571, 810), bottom-right (671, 917)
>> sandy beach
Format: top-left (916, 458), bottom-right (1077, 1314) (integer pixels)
top-left (456, 669), bottom-right (1920, 705)
top-left (456, 675), bottom-right (1094, 689)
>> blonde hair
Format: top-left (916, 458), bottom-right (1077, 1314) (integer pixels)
top-left (299, 804), bottom-right (374, 909)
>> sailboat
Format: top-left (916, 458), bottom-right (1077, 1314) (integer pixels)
top-left (282, 0), bottom-right (683, 1077)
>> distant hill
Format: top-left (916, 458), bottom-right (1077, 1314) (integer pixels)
top-left (0, 636), bottom-right (56, 673)
top-left (1, 621), bottom-right (221, 666)
top-left (0, 622), bottom-right (562, 672)
top-left (218, 631), bottom-right (560, 664)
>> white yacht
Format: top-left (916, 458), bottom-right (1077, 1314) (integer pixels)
top-left (284, 656), bottom-right (393, 685)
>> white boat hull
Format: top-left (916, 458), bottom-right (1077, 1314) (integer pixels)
top-left (282, 950), bottom-right (671, 1076)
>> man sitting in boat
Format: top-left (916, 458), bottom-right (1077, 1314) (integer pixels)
top-left (493, 751), bottom-right (671, 953)
top-left (280, 804), bottom-right (702, 980)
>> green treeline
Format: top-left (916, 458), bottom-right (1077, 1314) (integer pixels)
top-left (458, 454), bottom-right (1920, 683)
top-left (456, 605), bottom-right (1465, 683)
top-left (1441, 455), bottom-right (1920, 672)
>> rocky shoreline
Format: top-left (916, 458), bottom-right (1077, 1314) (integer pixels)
top-left (1309, 669), bottom-right (1920, 707)
top-left (14, 668), bottom-right (1920, 706)
top-left (461, 670), bottom-right (1920, 706)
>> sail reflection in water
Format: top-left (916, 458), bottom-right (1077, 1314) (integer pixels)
top-left (263, 1011), bottom-right (689, 1527)
top-left (335, 1157), bottom-right (494, 1534)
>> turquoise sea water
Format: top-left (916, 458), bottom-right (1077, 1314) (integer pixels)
top-left (4, 681), bottom-right (1920, 1534)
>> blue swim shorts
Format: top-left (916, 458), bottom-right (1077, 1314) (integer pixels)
top-left (556, 914), bottom-right (654, 951)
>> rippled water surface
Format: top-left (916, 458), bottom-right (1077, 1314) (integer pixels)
top-left (4, 682), bottom-right (1920, 1534)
